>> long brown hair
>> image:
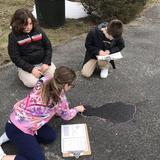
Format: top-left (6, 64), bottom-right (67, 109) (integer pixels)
top-left (10, 8), bottom-right (38, 34)
top-left (41, 66), bottom-right (76, 105)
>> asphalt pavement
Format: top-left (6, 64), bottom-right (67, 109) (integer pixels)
top-left (0, 4), bottom-right (160, 160)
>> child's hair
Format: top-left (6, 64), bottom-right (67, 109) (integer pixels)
top-left (42, 66), bottom-right (77, 105)
top-left (10, 8), bottom-right (38, 34)
top-left (107, 19), bottom-right (123, 39)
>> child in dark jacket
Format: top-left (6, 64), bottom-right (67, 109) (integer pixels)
top-left (8, 8), bottom-right (56, 87)
top-left (81, 19), bottom-right (125, 78)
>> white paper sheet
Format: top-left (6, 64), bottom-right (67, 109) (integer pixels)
top-left (97, 52), bottom-right (123, 61)
top-left (61, 124), bottom-right (88, 153)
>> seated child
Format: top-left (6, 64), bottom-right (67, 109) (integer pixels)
top-left (81, 19), bottom-right (125, 78)
top-left (0, 66), bottom-right (85, 160)
top-left (8, 8), bottom-right (56, 87)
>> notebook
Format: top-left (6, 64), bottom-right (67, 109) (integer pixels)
top-left (61, 123), bottom-right (91, 158)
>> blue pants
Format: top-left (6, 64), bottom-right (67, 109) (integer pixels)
top-left (5, 122), bottom-right (56, 160)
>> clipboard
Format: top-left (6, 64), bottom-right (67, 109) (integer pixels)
top-left (61, 123), bottom-right (91, 158)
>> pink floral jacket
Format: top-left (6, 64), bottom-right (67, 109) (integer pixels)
top-left (10, 76), bottom-right (78, 135)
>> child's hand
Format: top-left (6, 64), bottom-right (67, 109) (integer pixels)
top-left (32, 67), bottom-right (42, 78)
top-left (75, 105), bottom-right (86, 113)
top-left (40, 64), bottom-right (49, 73)
top-left (104, 50), bottom-right (110, 55)
top-left (99, 50), bottom-right (109, 56)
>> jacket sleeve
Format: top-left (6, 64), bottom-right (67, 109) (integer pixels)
top-left (109, 37), bottom-right (125, 54)
top-left (85, 29), bottom-right (101, 56)
top-left (55, 96), bottom-right (78, 121)
top-left (8, 33), bottom-right (34, 73)
top-left (41, 30), bottom-right (52, 65)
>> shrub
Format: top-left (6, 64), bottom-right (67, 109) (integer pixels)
top-left (81, 0), bottom-right (147, 23)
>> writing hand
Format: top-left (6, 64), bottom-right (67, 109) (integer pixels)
top-left (99, 50), bottom-right (110, 56)
top-left (104, 50), bottom-right (110, 55)
top-left (75, 105), bottom-right (86, 113)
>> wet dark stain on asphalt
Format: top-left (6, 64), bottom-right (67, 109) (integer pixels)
top-left (83, 102), bottom-right (136, 123)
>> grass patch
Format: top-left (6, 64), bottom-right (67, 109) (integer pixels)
top-left (44, 19), bottom-right (92, 46)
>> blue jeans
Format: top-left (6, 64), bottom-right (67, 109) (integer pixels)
top-left (5, 122), bottom-right (56, 160)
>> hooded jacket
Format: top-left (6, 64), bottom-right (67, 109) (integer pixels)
top-left (83, 22), bottom-right (125, 68)
top-left (8, 28), bottom-right (52, 73)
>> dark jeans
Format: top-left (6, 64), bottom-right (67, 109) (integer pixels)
top-left (5, 122), bottom-right (56, 160)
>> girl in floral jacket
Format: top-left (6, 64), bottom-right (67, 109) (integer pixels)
top-left (0, 66), bottom-right (85, 160)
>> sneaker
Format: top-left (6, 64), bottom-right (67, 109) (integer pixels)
top-left (100, 68), bottom-right (108, 78)
top-left (0, 133), bottom-right (9, 145)
top-left (0, 146), bottom-right (6, 160)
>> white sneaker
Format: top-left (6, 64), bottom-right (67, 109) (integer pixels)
top-left (0, 133), bottom-right (9, 145)
top-left (0, 146), bottom-right (6, 160)
top-left (100, 68), bottom-right (108, 78)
